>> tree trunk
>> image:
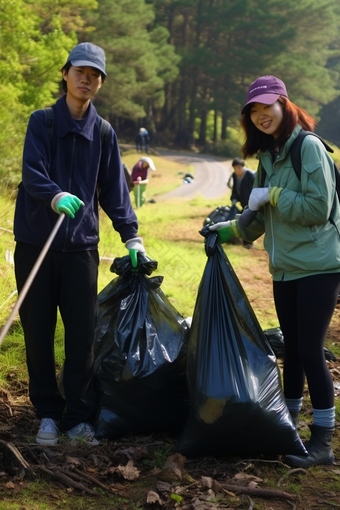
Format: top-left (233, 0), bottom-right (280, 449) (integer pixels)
top-left (213, 109), bottom-right (218, 142)
top-left (199, 102), bottom-right (207, 146)
top-left (186, 72), bottom-right (198, 147)
top-left (175, 9), bottom-right (190, 144)
top-left (221, 109), bottom-right (227, 140)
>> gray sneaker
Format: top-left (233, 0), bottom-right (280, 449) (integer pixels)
top-left (66, 422), bottom-right (95, 441)
top-left (36, 418), bottom-right (59, 445)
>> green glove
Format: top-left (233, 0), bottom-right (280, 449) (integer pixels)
top-left (129, 249), bottom-right (139, 271)
top-left (209, 220), bottom-right (239, 243)
top-left (56, 195), bottom-right (84, 219)
top-left (125, 237), bottom-right (146, 270)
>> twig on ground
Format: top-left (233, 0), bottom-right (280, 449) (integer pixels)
top-left (278, 467), bottom-right (307, 486)
top-left (247, 495), bottom-right (254, 510)
top-left (0, 440), bottom-right (35, 479)
top-left (36, 465), bottom-right (99, 496)
top-left (72, 467), bottom-right (118, 493)
top-left (318, 501), bottom-right (340, 508)
top-left (213, 480), bottom-right (296, 502)
top-left (234, 458), bottom-right (288, 467)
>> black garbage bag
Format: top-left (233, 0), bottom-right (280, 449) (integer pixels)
top-left (175, 228), bottom-right (307, 458)
top-left (94, 254), bottom-right (189, 439)
top-left (264, 327), bottom-right (337, 362)
top-left (203, 204), bottom-right (241, 227)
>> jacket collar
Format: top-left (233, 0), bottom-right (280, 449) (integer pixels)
top-left (256, 124), bottom-right (302, 163)
top-left (55, 95), bottom-right (97, 141)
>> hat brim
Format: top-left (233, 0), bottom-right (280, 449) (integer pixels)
top-left (241, 93), bottom-right (281, 114)
top-left (70, 59), bottom-right (107, 76)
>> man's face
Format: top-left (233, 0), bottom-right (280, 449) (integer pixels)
top-left (62, 66), bottom-right (102, 103)
top-left (233, 165), bottom-right (245, 177)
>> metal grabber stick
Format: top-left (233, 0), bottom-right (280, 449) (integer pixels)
top-left (137, 182), bottom-right (140, 209)
top-left (0, 213), bottom-right (66, 347)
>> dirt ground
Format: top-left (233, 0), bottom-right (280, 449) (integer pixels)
top-left (1, 244), bottom-right (340, 509)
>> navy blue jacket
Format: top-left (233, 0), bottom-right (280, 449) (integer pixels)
top-left (14, 95), bottom-right (138, 251)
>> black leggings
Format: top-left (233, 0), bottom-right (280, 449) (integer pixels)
top-left (273, 273), bottom-right (340, 409)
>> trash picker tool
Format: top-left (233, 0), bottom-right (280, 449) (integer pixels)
top-left (0, 213), bottom-right (65, 347)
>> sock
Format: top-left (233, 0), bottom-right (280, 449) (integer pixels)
top-left (285, 397), bottom-right (303, 414)
top-left (313, 407), bottom-right (335, 428)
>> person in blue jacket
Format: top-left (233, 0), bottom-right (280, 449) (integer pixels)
top-left (13, 42), bottom-right (146, 445)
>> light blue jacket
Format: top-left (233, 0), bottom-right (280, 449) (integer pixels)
top-left (237, 125), bottom-right (340, 281)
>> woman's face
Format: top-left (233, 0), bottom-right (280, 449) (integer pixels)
top-left (250, 101), bottom-right (283, 138)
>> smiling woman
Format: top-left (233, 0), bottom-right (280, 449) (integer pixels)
top-left (208, 74), bottom-right (340, 469)
top-left (250, 101), bottom-right (283, 138)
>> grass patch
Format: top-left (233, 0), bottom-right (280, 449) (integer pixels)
top-left (120, 151), bottom-right (193, 199)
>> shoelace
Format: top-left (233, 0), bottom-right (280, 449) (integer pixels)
top-left (40, 418), bottom-right (58, 432)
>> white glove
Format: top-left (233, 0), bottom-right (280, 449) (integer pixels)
top-left (209, 221), bottom-right (231, 231)
top-left (125, 236), bottom-right (146, 253)
top-left (248, 188), bottom-right (270, 211)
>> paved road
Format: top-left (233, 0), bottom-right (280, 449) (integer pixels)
top-left (156, 150), bottom-right (233, 200)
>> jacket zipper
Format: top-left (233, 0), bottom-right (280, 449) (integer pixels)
top-left (63, 133), bottom-right (76, 251)
top-left (268, 159), bottom-right (285, 280)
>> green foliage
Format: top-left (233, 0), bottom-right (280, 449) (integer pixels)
top-left (83, 0), bottom-right (180, 124)
top-left (153, 0), bottom-right (340, 146)
top-left (171, 494), bottom-right (183, 503)
top-left (0, 0), bottom-right (80, 186)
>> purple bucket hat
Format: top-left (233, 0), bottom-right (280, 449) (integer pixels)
top-left (241, 75), bottom-right (288, 114)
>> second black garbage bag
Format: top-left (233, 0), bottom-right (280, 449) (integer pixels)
top-left (176, 228), bottom-right (307, 458)
top-left (94, 254), bottom-right (189, 439)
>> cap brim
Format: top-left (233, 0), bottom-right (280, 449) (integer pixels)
top-left (70, 59), bottom-right (107, 76)
top-left (149, 164), bottom-right (156, 171)
top-left (241, 93), bottom-right (280, 114)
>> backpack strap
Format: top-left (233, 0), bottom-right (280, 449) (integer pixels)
top-left (260, 162), bottom-right (266, 188)
top-left (44, 107), bottom-right (54, 141)
top-left (100, 118), bottom-right (111, 150)
top-left (291, 129), bottom-right (340, 237)
top-left (44, 108), bottom-right (111, 152)
top-left (290, 130), bottom-right (334, 180)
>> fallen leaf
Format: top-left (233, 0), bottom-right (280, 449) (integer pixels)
top-left (230, 472), bottom-right (263, 486)
top-left (201, 476), bottom-right (213, 489)
top-left (157, 481), bottom-right (172, 492)
top-left (155, 453), bottom-right (194, 483)
top-left (65, 456), bottom-right (82, 467)
top-left (147, 491), bottom-right (163, 505)
top-left (116, 460), bottom-right (140, 480)
top-left (5, 481), bottom-right (15, 489)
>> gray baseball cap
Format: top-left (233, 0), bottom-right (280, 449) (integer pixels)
top-left (66, 42), bottom-right (106, 76)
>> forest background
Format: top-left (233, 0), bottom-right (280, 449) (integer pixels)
top-left (2, 0), bottom-right (340, 187)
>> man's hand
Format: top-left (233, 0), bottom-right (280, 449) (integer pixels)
top-left (125, 237), bottom-right (146, 269)
top-left (209, 221), bottom-right (234, 243)
top-left (56, 195), bottom-right (84, 219)
top-left (248, 188), bottom-right (270, 211)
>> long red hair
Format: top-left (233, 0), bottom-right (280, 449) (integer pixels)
top-left (241, 96), bottom-right (317, 158)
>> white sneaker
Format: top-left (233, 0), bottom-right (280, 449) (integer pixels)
top-left (36, 418), bottom-right (59, 445)
top-left (66, 422), bottom-right (95, 441)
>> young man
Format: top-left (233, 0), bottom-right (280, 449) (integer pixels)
top-left (227, 158), bottom-right (255, 211)
top-left (227, 158), bottom-right (255, 248)
top-left (13, 42), bottom-right (146, 444)
top-left (131, 156), bottom-right (156, 207)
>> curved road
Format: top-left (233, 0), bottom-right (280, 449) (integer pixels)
top-left (156, 150), bottom-right (233, 200)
